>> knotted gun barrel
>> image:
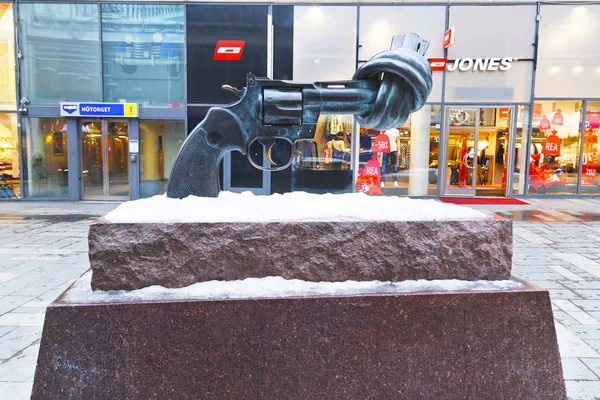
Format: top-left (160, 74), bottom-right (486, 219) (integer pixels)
top-left (166, 32), bottom-right (432, 199)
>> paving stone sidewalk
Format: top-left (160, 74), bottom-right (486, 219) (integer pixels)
top-left (0, 199), bottom-right (599, 399)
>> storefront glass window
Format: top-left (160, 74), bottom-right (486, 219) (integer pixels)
top-left (292, 114), bottom-right (354, 194)
top-left (358, 6), bottom-right (445, 102)
top-left (536, 5), bottom-right (600, 98)
top-left (291, 6), bottom-right (356, 193)
top-left (293, 6), bottom-right (356, 81)
top-left (0, 4), bottom-right (15, 110)
top-left (445, 6), bottom-right (536, 103)
top-left (101, 5), bottom-right (185, 107)
top-left (140, 119), bottom-right (185, 197)
top-left (528, 100), bottom-right (582, 195)
top-left (21, 118), bottom-right (69, 198)
top-left (18, 4), bottom-right (101, 106)
top-left (513, 106), bottom-right (530, 195)
top-left (357, 106), bottom-right (441, 197)
top-left (0, 113), bottom-right (19, 198)
top-left (581, 101), bottom-right (600, 195)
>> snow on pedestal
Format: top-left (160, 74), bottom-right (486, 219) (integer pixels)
top-left (104, 191), bottom-right (487, 223)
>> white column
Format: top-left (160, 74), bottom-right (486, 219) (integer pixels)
top-left (519, 108), bottom-right (530, 194)
top-left (408, 107), bottom-right (431, 196)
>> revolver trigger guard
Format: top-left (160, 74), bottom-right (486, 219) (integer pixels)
top-left (247, 137), bottom-right (294, 172)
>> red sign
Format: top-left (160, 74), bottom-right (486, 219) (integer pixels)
top-left (429, 58), bottom-right (513, 72)
top-left (429, 58), bottom-right (447, 72)
top-left (542, 133), bottom-right (561, 156)
top-left (539, 115), bottom-right (551, 130)
top-left (586, 111), bottom-right (600, 129)
top-left (373, 133), bottom-right (390, 153)
top-left (551, 110), bottom-right (564, 126)
top-left (213, 40), bottom-right (245, 61)
top-left (582, 163), bottom-right (598, 185)
top-left (355, 155), bottom-right (382, 196)
top-left (444, 27), bottom-right (455, 48)
top-left (500, 108), bottom-right (510, 119)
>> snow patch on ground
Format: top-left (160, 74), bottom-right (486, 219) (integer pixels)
top-left (63, 271), bottom-right (523, 304)
top-left (104, 191), bottom-right (487, 223)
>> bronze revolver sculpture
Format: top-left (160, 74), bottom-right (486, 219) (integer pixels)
top-left (167, 33), bottom-right (433, 199)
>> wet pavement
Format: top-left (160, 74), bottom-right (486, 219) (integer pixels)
top-left (0, 199), bottom-right (600, 399)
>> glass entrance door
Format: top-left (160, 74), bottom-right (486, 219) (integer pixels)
top-left (81, 120), bottom-right (130, 200)
top-left (442, 107), bottom-right (513, 197)
top-left (443, 108), bottom-right (479, 196)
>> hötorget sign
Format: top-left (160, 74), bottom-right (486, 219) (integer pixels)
top-left (429, 58), bottom-right (514, 72)
top-left (59, 102), bottom-right (138, 118)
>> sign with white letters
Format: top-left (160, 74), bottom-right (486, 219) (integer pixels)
top-left (60, 102), bottom-right (138, 118)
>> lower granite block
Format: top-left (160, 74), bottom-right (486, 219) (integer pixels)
top-left (32, 278), bottom-right (565, 400)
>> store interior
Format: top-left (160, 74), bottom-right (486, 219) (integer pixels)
top-left (445, 107), bottom-right (512, 197)
top-left (0, 113), bottom-right (18, 199)
top-left (292, 114), bottom-right (354, 193)
top-left (530, 100), bottom-right (599, 195)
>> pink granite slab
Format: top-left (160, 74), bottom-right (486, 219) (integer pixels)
top-left (32, 278), bottom-right (564, 399)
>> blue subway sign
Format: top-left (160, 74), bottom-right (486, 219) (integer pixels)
top-left (60, 102), bottom-right (138, 118)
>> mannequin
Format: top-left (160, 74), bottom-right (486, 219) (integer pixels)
top-left (381, 128), bottom-right (400, 188)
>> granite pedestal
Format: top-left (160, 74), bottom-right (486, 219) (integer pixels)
top-left (32, 194), bottom-right (565, 399)
top-left (32, 277), bottom-right (565, 400)
top-left (89, 218), bottom-right (512, 290)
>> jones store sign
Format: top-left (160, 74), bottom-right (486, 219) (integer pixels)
top-left (60, 102), bottom-right (138, 118)
top-left (429, 58), bottom-right (514, 72)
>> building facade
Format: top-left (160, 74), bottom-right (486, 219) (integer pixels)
top-left (0, 1), bottom-right (599, 201)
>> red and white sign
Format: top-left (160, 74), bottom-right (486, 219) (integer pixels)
top-left (582, 163), bottom-right (598, 185)
top-left (551, 110), bottom-right (564, 126)
top-left (586, 111), bottom-right (600, 131)
top-left (539, 115), bottom-right (551, 130)
top-left (429, 58), bottom-right (513, 72)
top-left (429, 58), bottom-right (447, 71)
top-left (213, 40), bottom-right (245, 61)
top-left (373, 133), bottom-right (390, 153)
top-left (500, 108), bottom-right (510, 119)
top-left (444, 27), bottom-right (456, 48)
top-left (355, 155), bottom-right (382, 196)
top-left (542, 133), bottom-right (561, 156)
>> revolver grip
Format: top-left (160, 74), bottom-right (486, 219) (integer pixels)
top-left (166, 108), bottom-right (245, 198)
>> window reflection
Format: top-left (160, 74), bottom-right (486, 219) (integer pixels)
top-left (292, 114), bottom-right (354, 193)
top-left (140, 120), bottom-right (185, 197)
top-left (101, 4), bottom-right (184, 107)
top-left (18, 4), bottom-right (101, 105)
top-left (21, 118), bottom-right (69, 198)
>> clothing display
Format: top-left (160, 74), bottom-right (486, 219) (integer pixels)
top-left (381, 151), bottom-right (398, 182)
top-left (496, 143), bottom-right (505, 165)
top-left (324, 115), bottom-right (352, 136)
top-left (385, 128), bottom-right (400, 152)
top-left (398, 143), bottom-right (410, 169)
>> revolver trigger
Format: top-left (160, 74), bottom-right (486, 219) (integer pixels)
top-left (221, 84), bottom-right (243, 99)
top-left (258, 138), bottom-right (278, 166)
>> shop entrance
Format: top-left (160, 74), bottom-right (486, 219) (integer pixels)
top-left (442, 107), bottom-right (513, 197)
top-left (81, 120), bottom-right (130, 200)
